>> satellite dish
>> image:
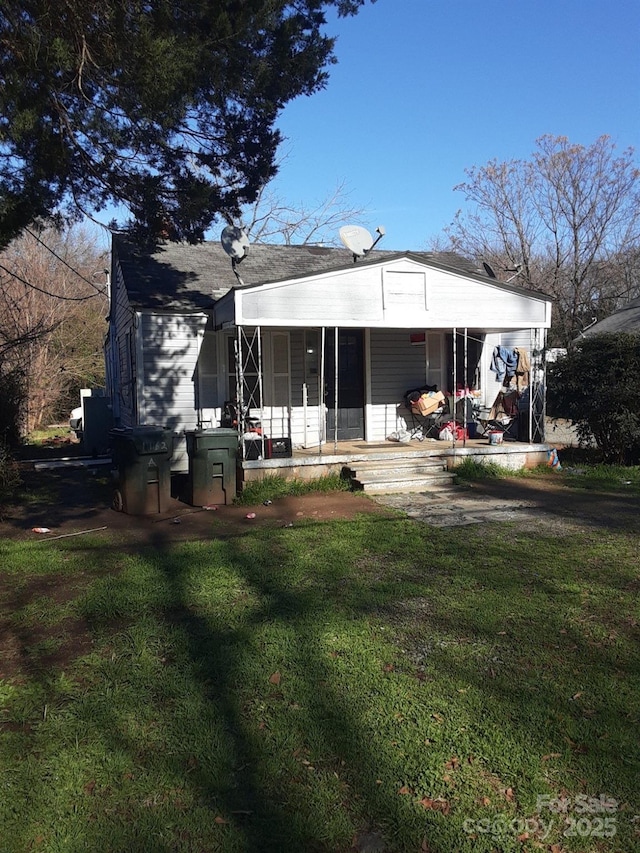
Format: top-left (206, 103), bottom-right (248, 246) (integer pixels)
top-left (221, 226), bottom-right (250, 262)
top-left (339, 225), bottom-right (374, 257)
top-left (482, 261), bottom-right (497, 279)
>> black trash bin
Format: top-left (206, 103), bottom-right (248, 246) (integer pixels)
top-left (185, 428), bottom-right (238, 506)
top-left (110, 426), bottom-right (173, 514)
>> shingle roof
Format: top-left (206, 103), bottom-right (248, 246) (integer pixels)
top-left (580, 297), bottom-right (640, 336)
top-left (113, 236), bottom-right (524, 311)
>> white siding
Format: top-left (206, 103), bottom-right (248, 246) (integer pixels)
top-left (139, 312), bottom-right (208, 469)
top-left (500, 329), bottom-right (534, 350)
top-left (236, 258), bottom-right (550, 329)
top-left (482, 330), bottom-right (537, 407)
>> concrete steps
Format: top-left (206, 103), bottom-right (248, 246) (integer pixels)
top-left (345, 457), bottom-right (457, 495)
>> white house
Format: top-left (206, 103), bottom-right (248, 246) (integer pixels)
top-left (105, 236), bottom-right (552, 472)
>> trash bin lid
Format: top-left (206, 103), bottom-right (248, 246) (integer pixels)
top-left (185, 427), bottom-right (239, 452)
top-left (110, 426), bottom-right (171, 455)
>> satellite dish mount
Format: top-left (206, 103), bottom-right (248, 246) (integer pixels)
top-left (221, 225), bottom-right (250, 268)
top-left (339, 224), bottom-right (386, 262)
top-left (482, 261), bottom-right (497, 279)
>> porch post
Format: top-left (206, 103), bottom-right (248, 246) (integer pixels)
top-left (257, 325), bottom-right (264, 458)
top-left (451, 326), bottom-right (457, 452)
top-left (463, 327), bottom-right (468, 447)
top-left (529, 327), bottom-right (547, 443)
top-left (235, 326), bottom-right (265, 459)
top-left (334, 326), bottom-right (339, 453)
top-left (235, 326), bottom-right (243, 456)
top-left (319, 327), bottom-right (326, 456)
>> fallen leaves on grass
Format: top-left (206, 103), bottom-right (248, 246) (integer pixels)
top-left (419, 796), bottom-right (450, 814)
top-left (268, 671), bottom-right (281, 685)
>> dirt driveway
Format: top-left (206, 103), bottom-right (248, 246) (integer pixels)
top-left (2, 461), bottom-right (639, 544)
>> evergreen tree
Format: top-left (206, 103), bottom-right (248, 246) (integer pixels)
top-left (0, 0), bottom-right (372, 246)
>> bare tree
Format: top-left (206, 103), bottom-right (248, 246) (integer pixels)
top-left (216, 178), bottom-right (370, 246)
top-left (0, 225), bottom-right (108, 432)
top-left (443, 135), bottom-right (640, 345)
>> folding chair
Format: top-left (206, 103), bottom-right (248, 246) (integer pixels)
top-left (478, 390), bottom-right (520, 440)
top-left (403, 387), bottom-right (448, 440)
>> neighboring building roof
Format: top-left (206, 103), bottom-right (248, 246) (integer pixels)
top-left (580, 297), bottom-right (640, 337)
top-left (113, 235), bottom-right (546, 311)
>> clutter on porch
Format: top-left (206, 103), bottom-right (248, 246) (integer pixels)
top-left (404, 387), bottom-right (447, 440)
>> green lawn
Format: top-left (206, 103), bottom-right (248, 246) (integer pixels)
top-left (0, 501), bottom-right (638, 851)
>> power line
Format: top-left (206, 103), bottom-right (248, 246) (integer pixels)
top-left (24, 226), bottom-right (107, 295)
top-left (0, 262), bottom-right (100, 302)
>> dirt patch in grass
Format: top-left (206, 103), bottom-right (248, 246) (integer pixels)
top-left (0, 465), bottom-right (393, 545)
top-left (0, 570), bottom-right (101, 679)
top-left (0, 614), bottom-right (94, 679)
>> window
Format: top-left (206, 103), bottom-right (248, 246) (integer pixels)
top-left (271, 332), bottom-right (290, 406)
top-left (304, 330), bottom-right (319, 381)
top-left (197, 330), bottom-right (218, 408)
top-left (426, 332), bottom-right (445, 391)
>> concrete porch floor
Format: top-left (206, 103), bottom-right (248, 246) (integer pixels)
top-left (240, 436), bottom-right (553, 483)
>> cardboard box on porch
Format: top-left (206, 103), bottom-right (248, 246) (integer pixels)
top-left (412, 391), bottom-right (445, 416)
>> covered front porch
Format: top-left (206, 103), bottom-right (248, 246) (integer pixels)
top-left (205, 250), bottom-right (553, 483)
top-left (220, 322), bottom-right (548, 462)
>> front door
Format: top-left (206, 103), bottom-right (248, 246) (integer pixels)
top-left (325, 329), bottom-right (365, 441)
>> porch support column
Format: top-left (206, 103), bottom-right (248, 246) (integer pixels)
top-left (529, 327), bottom-right (547, 443)
top-left (257, 325), bottom-right (264, 457)
top-left (234, 326), bottom-right (243, 455)
top-left (334, 326), bottom-right (339, 453)
top-left (451, 326), bottom-right (457, 452)
top-left (319, 327), bottom-right (326, 456)
top-left (463, 327), bottom-right (468, 447)
top-left (235, 325), bottom-right (265, 460)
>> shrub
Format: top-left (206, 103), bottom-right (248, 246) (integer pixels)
top-left (0, 365), bottom-right (26, 448)
top-left (0, 441), bottom-right (21, 505)
top-left (547, 332), bottom-right (640, 464)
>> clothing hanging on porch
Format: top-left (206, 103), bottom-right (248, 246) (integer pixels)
top-left (490, 346), bottom-right (531, 391)
top-left (513, 348), bottom-right (530, 391)
top-left (490, 346), bottom-right (518, 383)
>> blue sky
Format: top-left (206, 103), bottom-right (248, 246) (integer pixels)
top-left (266, 0), bottom-right (640, 250)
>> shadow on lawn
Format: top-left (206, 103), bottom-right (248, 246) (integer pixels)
top-left (157, 521), bottom-right (638, 851)
top-left (145, 527), bottom-right (408, 852)
top-left (138, 521), bottom-right (639, 850)
top-left (4, 510), bottom-right (639, 851)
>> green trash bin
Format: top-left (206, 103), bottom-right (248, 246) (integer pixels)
top-left (185, 428), bottom-right (238, 506)
top-left (110, 426), bottom-right (173, 515)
